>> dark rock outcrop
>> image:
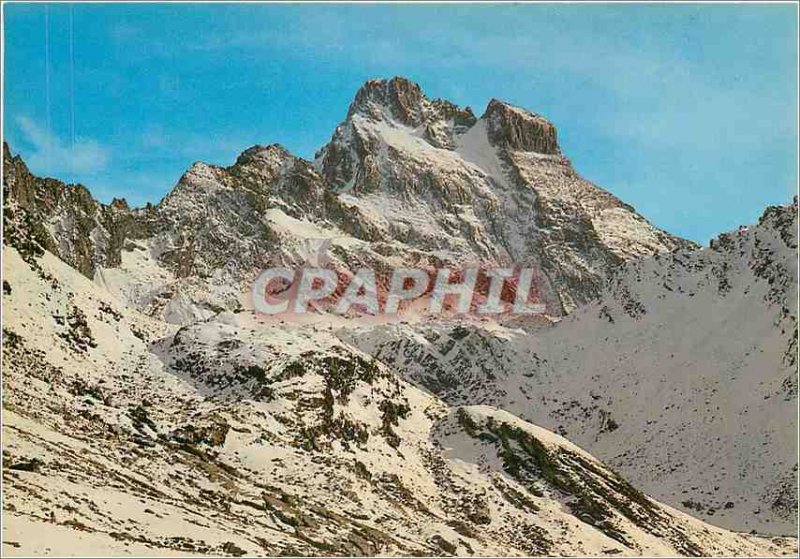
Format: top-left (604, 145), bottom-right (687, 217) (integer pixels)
top-left (483, 99), bottom-right (559, 155)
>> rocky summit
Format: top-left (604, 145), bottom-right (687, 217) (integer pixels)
top-left (3, 77), bottom-right (692, 322)
top-left (1, 77), bottom-right (796, 557)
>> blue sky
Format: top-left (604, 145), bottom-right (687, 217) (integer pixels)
top-left (3, 3), bottom-right (797, 243)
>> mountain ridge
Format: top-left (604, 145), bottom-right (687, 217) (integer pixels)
top-left (2, 76), bottom-right (695, 320)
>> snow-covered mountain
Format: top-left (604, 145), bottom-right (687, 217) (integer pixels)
top-left (2, 77), bottom-right (691, 323)
top-left (343, 200), bottom-right (798, 535)
top-left (2, 245), bottom-right (794, 556)
top-left (2, 77), bottom-right (796, 556)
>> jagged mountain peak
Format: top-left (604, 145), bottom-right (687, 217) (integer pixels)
top-left (341, 76), bottom-right (478, 147)
top-left (234, 143), bottom-right (294, 166)
top-left (230, 143), bottom-right (300, 186)
top-left (4, 76), bottom-right (692, 317)
top-left (348, 76), bottom-right (429, 126)
top-left (158, 144), bottom-right (299, 207)
top-left (164, 160), bottom-right (228, 198)
top-left (483, 97), bottom-right (560, 155)
top-left (108, 197), bottom-right (131, 212)
top-left (344, 78), bottom-right (560, 156)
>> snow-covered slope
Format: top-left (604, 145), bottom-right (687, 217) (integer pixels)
top-left (343, 200), bottom-right (798, 535)
top-left (2, 245), bottom-right (795, 556)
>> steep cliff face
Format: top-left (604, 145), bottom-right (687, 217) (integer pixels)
top-left (3, 77), bottom-right (692, 320)
top-left (483, 98), bottom-right (559, 154)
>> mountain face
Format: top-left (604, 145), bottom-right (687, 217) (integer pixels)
top-left (2, 77), bottom-right (796, 557)
top-left (342, 200), bottom-right (798, 535)
top-left (2, 77), bottom-right (692, 322)
top-left (2, 245), bottom-right (794, 557)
